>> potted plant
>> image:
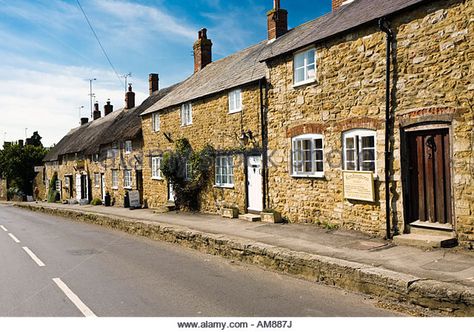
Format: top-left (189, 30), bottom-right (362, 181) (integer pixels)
top-left (261, 208), bottom-right (282, 223)
top-left (221, 203), bottom-right (239, 219)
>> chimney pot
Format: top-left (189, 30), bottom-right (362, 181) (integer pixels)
top-left (149, 73), bottom-right (159, 95)
top-left (104, 99), bottom-right (114, 116)
top-left (193, 28), bottom-right (212, 73)
top-left (267, 1), bottom-right (288, 40)
top-left (125, 84), bottom-right (135, 109)
top-left (80, 117), bottom-right (89, 125)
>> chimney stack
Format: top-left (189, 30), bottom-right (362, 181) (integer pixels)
top-left (193, 28), bottom-right (212, 73)
top-left (125, 84), bottom-right (135, 109)
top-left (149, 73), bottom-right (159, 96)
top-left (104, 99), bottom-right (113, 116)
top-left (267, 0), bottom-right (288, 40)
top-left (93, 102), bottom-right (101, 120)
top-left (332, 0), bottom-right (354, 11)
top-left (80, 117), bottom-right (89, 125)
top-left (18, 139), bottom-right (24, 148)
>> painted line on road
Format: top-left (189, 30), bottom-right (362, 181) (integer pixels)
top-left (52, 278), bottom-right (96, 317)
top-left (0, 225), bottom-right (7, 232)
top-left (22, 247), bottom-right (46, 267)
top-left (8, 233), bottom-right (20, 243)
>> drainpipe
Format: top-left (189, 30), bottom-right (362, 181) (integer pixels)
top-left (378, 18), bottom-right (393, 240)
top-left (259, 78), bottom-right (268, 210)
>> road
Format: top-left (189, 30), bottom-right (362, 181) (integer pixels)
top-left (0, 205), bottom-right (400, 317)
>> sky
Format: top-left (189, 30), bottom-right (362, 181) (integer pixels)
top-left (0, 0), bottom-right (332, 147)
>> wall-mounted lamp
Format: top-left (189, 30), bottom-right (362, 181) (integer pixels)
top-left (239, 130), bottom-right (253, 145)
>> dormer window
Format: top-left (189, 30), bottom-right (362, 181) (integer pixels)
top-left (181, 102), bottom-right (192, 126)
top-left (124, 140), bottom-right (132, 154)
top-left (228, 89), bottom-right (242, 113)
top-left (294, 48), bottom-right (316, 86)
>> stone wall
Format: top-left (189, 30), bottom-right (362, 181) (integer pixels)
top-left (266, 0), bottom-right (473, 245)
top-left (0, 176), bottom-right (7, 201)
top-left (142, 84), bottom-right (262, 213)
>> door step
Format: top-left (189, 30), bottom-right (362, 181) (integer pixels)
top-left (239, 213), bottom-right (261, 222)
top-left (393, 233), bottom-right (457, 249)
top-left (153, 202), bottom-right (176, 214)
top-left (409, 221), bottom-right (455, 237)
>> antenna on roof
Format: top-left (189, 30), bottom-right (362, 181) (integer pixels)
top-left (88, 78), bottom-right (96, 118)
top-left (121, 72), bottom-right (132, 92)
top-left (78, 105), bottom-right (84, 124)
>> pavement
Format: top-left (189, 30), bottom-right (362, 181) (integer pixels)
top-left (6, 201), bottom-right (474, 316)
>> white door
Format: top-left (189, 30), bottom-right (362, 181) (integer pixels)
top-left (247, 155), bottom-right (263, 212)
top-left (168, 182), bottom-right (175, 202)
top-left (101, 174), bottom-right (106, 202)
top-left (75, 174), bottom-right (81, 200)
top-left (84, 175), bottom-right (89, 201)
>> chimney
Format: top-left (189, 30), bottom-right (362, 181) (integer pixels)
top-left (93, 102), bottom-right (101, 120)
top-left (104, 99), bottom-right (113, 116)
top-left (267, 0), bottom-right (288, 40)
top-left (193, 28), bottom-right (212, 73)
top-left (125, 84), bottom-right (135, 109)
top-left (80, 117), bottom-right (89, 125)
top-left (149, 73), bottom-right (159, 96)
top-left (332, 0), bottom-right (354, 11)
top-left (18, 139), bottom-right (24, 148)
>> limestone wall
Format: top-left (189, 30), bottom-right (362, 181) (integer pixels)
top-left (142, 84), bottom-right (262, 213)
top-left (266, 0), bottom-right (473, 244)
top-left (0, 177), bottom-right (7, 201)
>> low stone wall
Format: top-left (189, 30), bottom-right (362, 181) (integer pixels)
top-left (16, 203), bottom-right (474, 316)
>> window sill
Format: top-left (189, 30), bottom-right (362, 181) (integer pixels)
top-left (151, 177), bottom-right (164, 181)
top-left (292, 78), bottom-right (316, 88)
top-left (124, 186), bottom-right (132, 190)
top-left (291, 173), bottom-right (325, 179)
top-left (125, 152), bottom-right (131, 155)
top-left (181, 124), bottom-right (192, 127)
top-left (112, 187), bottom-right (118, 190)
top-left (229, 109), bottom-right (241, 114)
top-left (214, 184), bottom-right (235, 189)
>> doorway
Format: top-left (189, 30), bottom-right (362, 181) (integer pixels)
top-left (246, 155), bottom-right (263, 212)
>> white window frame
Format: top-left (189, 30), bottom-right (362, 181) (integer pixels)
top-left (228, 89), bottom-right (242, 114)
top-left (181, 102), bottom-right (192, 126)
top-left (111, 169), bottom-right (119, 189)
top-left (94, 173), bottom-right (100, 188)
top-left (152, 113), bottom-right (160, 132)
top-left (291, 134), bottom-right (325, 178)
top-left (215, 155), bottom-right (234, 188)
top-left (123, 169), bottom-right (132, 189)
top-left (124, 140), bottom-right (132, 154)
top-left (151, 156), bottom-right (163, 180)
top-left (342, 129), bottom-right (377, 174)
top-left (293, 48), bottom-right (316, 86)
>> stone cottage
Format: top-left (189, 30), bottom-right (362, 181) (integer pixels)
top-left (256, 0), bottom-right (473, 247)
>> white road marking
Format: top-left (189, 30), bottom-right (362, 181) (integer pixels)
top-left (8, 233), bottom-right (20, 243)
top-left (52, 278), bottom-right (96, 317)
top-left (0, 225), bottom-right (7, 232)
top-left (22, 247), bottom-right (46, 267)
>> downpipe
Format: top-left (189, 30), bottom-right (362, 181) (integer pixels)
top-left (379, 18), bottom-right (393, 240)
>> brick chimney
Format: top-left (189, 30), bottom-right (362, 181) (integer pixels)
top-left (125, 84), bottom-right (135, 109)
top-left (332, 0), bottom-right (355, 11)
top-left (93, 102), bottom-right (101, 120)
top-left (149, 73), bottom-right (159, 96)
top-left (104, 99), bottom-right (113, 116)
top-left (80, 117), bottom-right (89, 125)
top-left (267, 0), bottom-right (288, 40)
top-left (193, 28), bottom-right (212, 73)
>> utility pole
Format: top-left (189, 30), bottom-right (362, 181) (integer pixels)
top-left (88, 78), bottom-right (97, 118)
top-left (121, 73), bottom-right (132, 92)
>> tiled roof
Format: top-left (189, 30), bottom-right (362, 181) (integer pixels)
top-left (44, 85), bottom-right (177, 162)
top-left (141, 41), bottom-right (267, 115)
top-left (258, 0), bottom-right (427, 62)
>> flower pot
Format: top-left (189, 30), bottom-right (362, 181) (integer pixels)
top-left (261, 211), bottom-right (282, 223)
top-left (222, 207), bottom-right (239, 219)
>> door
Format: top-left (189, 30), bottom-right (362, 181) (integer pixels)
top-left (136, 170), bottom-right (143, 204)
top-left (247, 155), bottom-right (263, 212)
top-left (168, 182), bottom-right (175, 202)
top-left (75, 174), bottom-right (81, 200)
top-left (101, 174), bottom-right (106, 202)
top-left (406, 129), bottom-right (452, 224)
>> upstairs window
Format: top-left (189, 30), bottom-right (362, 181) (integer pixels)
top-left (152, 113), bottom-right (160, 132)
top-left (124, 140), bottom-right (132, 154)
top-left (294, 48), bottom-right (316, 85)
top-left (291, 134), bottom-right (324, 177)
top-left (228, 89), bottom-right (242, 113)
top-left (181, 102), bottom-right (192, 126)
top-left (94, 173), bottom-right (100, 187)
top-left (151, 156), bottom-right (163, 179)
top-left (111, 170), bottom-right (119, 189)
top-left (123, 169), bottom-right (132, 189)
top-left (215, 155), bottom-right (234, 187)
top-left (343, 129), bottom-right (376, 173)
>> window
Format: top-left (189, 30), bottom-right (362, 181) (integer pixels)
top-left (123, 169), bottom-right (132, 188)
top-left (94, 173), bottom-right (100, 187)
top-left (108, 142), bottom-right (119, 158)
top-left (124, 140), bottom-right (132, 154)
top-left (152, 113), bottom-right (160, 132)
top-left (181, 102), bottom-right (192, 126)
top-left (111, 170), bottom-right (119, 189)
top-left (228, 89), bottom-right (242, 113)
top-left (294, 48), bottom-right (316, 85)
top-left (215, 155), bottom-right (234, 187)
top-left (291, 134), bottom-right (324, 177)
top-left (151, 156), bottom-right (163, 179)
top-left (343, 129), bottom-right (376, 172)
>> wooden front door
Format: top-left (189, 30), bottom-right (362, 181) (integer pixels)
top-left (406, 129), bottom-right (452, 224)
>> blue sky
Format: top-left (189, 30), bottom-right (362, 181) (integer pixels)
top-left (0, 0), bottom-right (332, 147)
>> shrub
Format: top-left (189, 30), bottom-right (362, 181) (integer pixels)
top-left (90, 198), bottom-right (102, 206)
top-left (47, 172), bottom-right (59, 203)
